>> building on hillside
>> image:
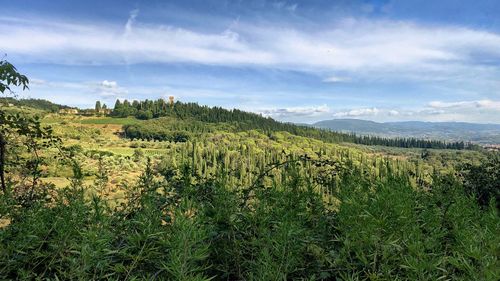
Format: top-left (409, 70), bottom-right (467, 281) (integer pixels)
top-left (58, 108), bottom-right (79, 114)
top-left (96, 108), bottom-right (112, 115)
top-left (483, 144), bottom-right (500, 151)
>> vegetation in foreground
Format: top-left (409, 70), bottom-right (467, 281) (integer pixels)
top-left (0, 60), bottom-right (498, 280)
top-left (0, 155), bottom-right (498, 280)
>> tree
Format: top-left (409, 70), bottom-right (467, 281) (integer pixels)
top-left (0, 60), bottom-right (29, 95)
top-left (95, 100), bottom-right (102, 113)
top-left (137, 110), bottom-right (153, 120)
top-left (0, 59), bottom-right (29, 192)
top-left (460, 153), bottom-right (500, 209)
top-left (114, 99), bottom-right (122, 110)
top-left (112, 99), bottom-right (123, 117)
top-left (0, 59), bottom-right (59, 196)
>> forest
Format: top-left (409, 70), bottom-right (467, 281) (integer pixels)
top-left (0, 61), bottom-right (499, 280)
top-left (113, 98), bottom-right (474, 150)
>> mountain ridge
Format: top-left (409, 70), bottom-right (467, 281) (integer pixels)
top-left (312, 118), bottom-right (500, 144)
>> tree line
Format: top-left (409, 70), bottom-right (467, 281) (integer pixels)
top-left (105, 98), bottom-right (476, 150)
top-left (0, 97), bottom-right (74, 113)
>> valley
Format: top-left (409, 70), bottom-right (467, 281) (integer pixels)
top-left (0, 96), bottom-right (497, 280)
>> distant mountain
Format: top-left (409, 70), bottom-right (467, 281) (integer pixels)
top-left (312, 119), bottom-right (500, 144)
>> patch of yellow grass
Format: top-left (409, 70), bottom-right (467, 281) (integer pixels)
top-left (0, 218), bottom-right (11, 229)
top-left (41, 177), bottom-right (70, 188)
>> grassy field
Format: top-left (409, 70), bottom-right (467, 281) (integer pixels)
top-left (78, 116), bottom-right (141, 125)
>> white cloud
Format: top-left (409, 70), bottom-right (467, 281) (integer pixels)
top-left (429, 99), bottom-right (500, 110)
top-left (125, 9), bottom-right (139, 36)
top-left (388, 110), bottom-right (400, 116)
top-left (1, 15), bottom-right (499, 75)
top-left (101, 80), bottom-right (118, 88)
top-left (477, 100), bottom-right (500, 109)
top-left (258, 104), bottom-right (330, 118)
top-left (323, 76), bottom-right (350, 83)
top-left (30, 79), bottom-right (46, 85)
top-left (25, 78), bottom-right (128, 98)
top-left (97, 80), bottom-right (126, 97)
top-left (328, 100), bottom-right (500, 123)
top-left (333, 107), bottom-right (380, 117)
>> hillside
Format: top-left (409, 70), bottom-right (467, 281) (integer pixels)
top-left (0, 97), bottom-right (75, 112)
top-left (313, 118), bottom-right (500, 144)
top-left (111, 99), bottom-right (474, 150)
top-left (0, 100), bottom-right (498, 280)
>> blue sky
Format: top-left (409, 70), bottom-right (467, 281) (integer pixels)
top-left (1, 0), bottom-right (500, 123)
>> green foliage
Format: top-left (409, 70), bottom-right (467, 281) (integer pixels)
top-left (79, 117), bottom-right (140, 125)
top-left (0, 60), bottom-right (28, 95)
top-left (124, 118), bottom-right (193, 142)
top-left (162, 199), bottom-right (212, 281)
top-left (1, 156), bottom-right (498, 280)
top-left (460, 153), bottom-right (500, 209)
top-left (114, 98), bottom-right (474, 150)
top-left (133, 148), bottom-right (144, 162)
top-left (0, 112), bottom-right (61, 196)
top-left (95, 100), bottom-right (101, 112)
top-left (136, 110), bottom-right (153, 120)
top-left (0, 97), bottom-right (73, 113)
top-left (333, 173), bottom-right (499, 280)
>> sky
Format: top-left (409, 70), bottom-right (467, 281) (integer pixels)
top-left (1, 0), bottom-right (500, 124)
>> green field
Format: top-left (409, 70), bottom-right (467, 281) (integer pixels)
top-left (78, 116), bottom-right (141, 125)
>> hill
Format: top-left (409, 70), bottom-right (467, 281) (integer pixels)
top-left (0, 100), bottom-right (498, 280)
top-left (109, 99), bottom-right (474, 149)
top-left (0, 97), bottom-right (76, 112)
top-left (313, 119), bottom-right (500, 144)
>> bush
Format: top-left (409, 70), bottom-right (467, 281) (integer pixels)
top-left (137, 110), bottom-right (153, 120)
top-left (0, 155), bottom-right (498, 280)
top-left (460, 153), bottom-right (500, 209)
